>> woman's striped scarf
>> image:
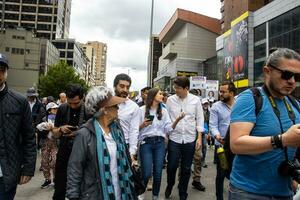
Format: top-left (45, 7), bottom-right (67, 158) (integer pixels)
top-left (94, 119), bottom-right (135, 200)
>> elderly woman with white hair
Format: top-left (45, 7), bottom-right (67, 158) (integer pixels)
top-left (66, 86), bottom-right (137, 200)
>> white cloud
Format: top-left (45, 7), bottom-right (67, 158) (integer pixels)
top-left (69, 0), bottom-right (221, 91)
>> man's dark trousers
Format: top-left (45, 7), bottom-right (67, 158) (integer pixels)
top-left (166, 140), bottom-right (195, 199)
top-left (53, 143), bottom-right (72, 200)
top-left (0, 178), bottom-right (16, 200)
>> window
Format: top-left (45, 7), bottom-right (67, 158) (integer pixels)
top-left (254, 23), bottom-right (266, 42)
top-left (60, 51), bottom-right (65, 57)
top-left (5, 47), bottom-right (10, 52)
top-left (38, 7), bottom-right (52, 14)
top-left (22, 6), bottom-right (36, 13)
top-left (11, 48), bottom-right (25, 55)
top-left (67, 42), bottom-right (74, 49)
top-left (5, 4), bottom-right (20, 12)
top-left (5, 13), bottom-right (19, 20)
top-left (254, 43), bottom-right (266, 60)
top-left (21, 14), bottom-right (36, 21)
top-left (37, 15), bottom-right (52, 22)
top-left (67, 51), bottom-right (73, 58)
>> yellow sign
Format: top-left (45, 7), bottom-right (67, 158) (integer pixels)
top-left (231, 11), bottom-right (249, 27)
top-left (234, 79), bottom-right (249, 88)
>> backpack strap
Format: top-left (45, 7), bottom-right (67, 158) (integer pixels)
top-left (250, 87), bottom-right (263, 116)
top-left (287, 95), bottom-right (300, 114)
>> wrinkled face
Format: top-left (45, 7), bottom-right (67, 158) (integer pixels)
top-left (265, 58), bottom-right (300, 97)
top-left (60, 93), bottom-right (67, 103)
top-left (105, 105), bottom-right (119, 122)
top-left (27, 96), bottom-right (36, 102)
top-left (0, 67), bottom-right (7, 88)
top-left (67, 96), bottom-right (82, 110)
top-left (173, 84), bottom-right (188, 98)
top-left (154, 90), bottom-right (164, 103)
top-left (115, 80), bottom-right (130, 98)
top-left (219, 85), bottom-right (232, 103)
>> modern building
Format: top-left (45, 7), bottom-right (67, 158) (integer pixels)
top-left (80, 43), bottom-right (96, 86)
top-left (154, 9), bottom-right (221, 92)
top-left (216, 0), bottom-right (300, 95)
top-left (86, 41), bottom-right (107, 86)
top-left (52, 38), bottom-right (87, 79)
top-left (0, 28), bottom-right (59, 93)
top-left (220, 0), bottom-right (273, 33)
top-left (0, 0), bottom-right (72, 40)
top-left (149, 35), bottom-right (162, 87)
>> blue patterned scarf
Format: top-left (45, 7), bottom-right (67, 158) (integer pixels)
top-left (94, 119), bottom-right (135, 200)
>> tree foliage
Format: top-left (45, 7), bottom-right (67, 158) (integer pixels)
top-left (39, 61), bottom-right (89, 98)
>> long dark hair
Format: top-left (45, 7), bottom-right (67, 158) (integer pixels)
top-left (145, 88), bottom-right (162, 120)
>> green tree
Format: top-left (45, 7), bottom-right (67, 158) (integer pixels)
top-left (39, 61), bottom-right (89, 98)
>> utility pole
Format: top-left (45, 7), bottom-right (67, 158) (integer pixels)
top-left (147, 0), bottom-right (154, 86)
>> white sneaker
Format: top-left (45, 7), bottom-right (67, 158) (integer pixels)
top-left (138, 193), bottom-right (145, 200)
top-left (152, 195), bottom-right (158, 200)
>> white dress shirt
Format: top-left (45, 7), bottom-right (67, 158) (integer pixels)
top-left (166, 93), bottom-right (204, 144)
top-left (118, 98), bottom-right (140, 155)
top-left (138, 105), bottom-right (173, 142)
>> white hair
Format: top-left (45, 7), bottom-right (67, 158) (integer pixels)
top-left (85, 86), bottom-right (112, 115)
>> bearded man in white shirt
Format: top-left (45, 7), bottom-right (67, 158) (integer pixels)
top-left (114, 73), bottom-right (140, 163)
top-left (165, 76), bottom-right (204, 200)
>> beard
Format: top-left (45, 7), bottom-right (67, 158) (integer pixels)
top-left (220, 96), bottom-right (230, 103)
top-left (115, 90), bottom-right (128, 98)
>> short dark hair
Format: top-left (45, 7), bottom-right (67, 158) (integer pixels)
top-left (173, 76), bottom-right (190, 89)
top-left (113, 73), bottom-right (132, 87)
top-left (66, 84), bottom-right (85, 99)
top-left (141, 86), bottom-right (151, 93)
top-left (221, 81), bottom-right (236, 95)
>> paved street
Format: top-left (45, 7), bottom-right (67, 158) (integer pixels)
top-left (15, 147), bottom-right (228, 200)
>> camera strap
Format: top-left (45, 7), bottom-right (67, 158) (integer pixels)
top-left (262, 85), bottom-right (295, 161)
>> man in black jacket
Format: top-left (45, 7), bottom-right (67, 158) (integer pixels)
top-left (0, 53), bottom-right (36, 199)
top-left (52, 84), bottom-right (90, 200)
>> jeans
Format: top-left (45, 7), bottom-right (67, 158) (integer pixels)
top-left (140, 136), bottom-right (165, 196)
top-left (53, 143), bottom-right (72, 200)
top-left (0, 178), bottom-right (16, 200)
top-left (215, 145), bottom-right (229, 200)
top-left (228, 184), bottom-right (293, 200)
top-left (167, 140), bottom-right (195, 199)
top-left (201, 133), bottom-right (207, 165)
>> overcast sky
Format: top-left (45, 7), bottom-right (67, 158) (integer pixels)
top-left (69, 0), bottom-right (221, 91)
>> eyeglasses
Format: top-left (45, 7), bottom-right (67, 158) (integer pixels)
top-left (268, 64), bottom-right (300, 81)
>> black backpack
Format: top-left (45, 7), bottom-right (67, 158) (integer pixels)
top-left (223, 87), bottom-right (300, 175)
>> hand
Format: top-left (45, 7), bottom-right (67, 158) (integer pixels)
top-left (195, 138), bottom-right (202, 150)
top-left (130, 155), bottom-right (138, 167)
top-left (59, 125), bottom-right (75, 137)
top-left (215, 134), bottom-right (224, 144)
top-left (282, 124), bottom-right (300, 147)
top-left (141, 120), bottom-right (152, 129)
top-left (177, 112), bottom-right (185, 121)
top-left (45, 123), bottom-right (53, 131)
top-left (19, 176), bottom-right (31, 185)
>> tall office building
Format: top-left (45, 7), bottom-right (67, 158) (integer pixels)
top-left (86, 41), bottom-right (107, 86)
top-left (80, 43), bottom-right (96, 86)
top-left (0, 0), bottom-right (71, 40)
top-left (220, 0), bottom-right (273, 33)
top-left (149, 35), bottom-right (162, 87)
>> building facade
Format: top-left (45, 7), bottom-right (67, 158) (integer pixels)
top-left (52, 38), bottom-right (87, 79)
top-left (80, 43), bottom-right (96, 86)
top-left (0, 0), bottom-right (72, 40)
top-left (154, 9), bottom-right (220, 92)
top-left (149, 35), bottom-right (162, 87)
top-left (86, 41), bottom-right (107, 86)
top-left (0, 28), bottom-right (59, 93)
top-left (220, 0), bottom-right (273, 33)
top-left (216, 0), bottom-right (300, 95)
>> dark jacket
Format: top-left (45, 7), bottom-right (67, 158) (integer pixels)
top-left (66, 119), bottom-right (103, 200)
top-left (0, 85), bottom-right (36, 191)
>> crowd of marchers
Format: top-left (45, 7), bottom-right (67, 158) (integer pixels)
top-left (1, 47), bottom-right (300, 200)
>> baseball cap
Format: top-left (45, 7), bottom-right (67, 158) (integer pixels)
top-left (0, 54), bottom-right (9, 69)
top-left (26, 87), bottom-right (39, 97)
top-left (202, 98), bottom-right (209, 104)
top-left (46, 102), bottom-right (59, 111)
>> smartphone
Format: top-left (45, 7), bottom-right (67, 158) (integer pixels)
top-left (146, 115), bottom-right (154, 122)
top-left (68, 126), bottom-right (78, 131)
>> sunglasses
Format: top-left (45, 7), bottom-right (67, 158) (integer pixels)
top-left (268, 64), bottom-right (300, 81)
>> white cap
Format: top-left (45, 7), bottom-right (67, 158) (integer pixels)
top-left (46, 102), bottom-right (59, 111)
top-left (202, 98), bottom-right (209, 104)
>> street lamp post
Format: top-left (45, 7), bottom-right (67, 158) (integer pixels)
top-left (147, 0), bottom-right (154, 87)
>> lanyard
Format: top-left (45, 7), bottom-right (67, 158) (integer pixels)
top-left (262, 85), bottom-right (295, 161)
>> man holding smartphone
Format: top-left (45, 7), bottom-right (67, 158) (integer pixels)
top-left (52, 84), bottom-right (90, 200)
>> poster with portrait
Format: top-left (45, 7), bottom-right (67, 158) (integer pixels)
top-left (190, 76), bottom-right (206, 98)
top-left (206, 80), bottom-right (219, 101)
top-left (231, 14), bottom-right (249, 87)
top-left (223, 32), bottom-right (233, 82)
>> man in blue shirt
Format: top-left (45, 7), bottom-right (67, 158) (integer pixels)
top-left (209, 81), bottom-right (236, 200)
top-left (230, 48), bottom-right (300, 200)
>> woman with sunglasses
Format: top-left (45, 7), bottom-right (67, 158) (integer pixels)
top-left (138, 88), bottom-right (185, 200)
top-left (67, 86), bottom-right (136, 200)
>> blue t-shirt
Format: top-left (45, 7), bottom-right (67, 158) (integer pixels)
top-left (230, 88), bottom-right (300, 197)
